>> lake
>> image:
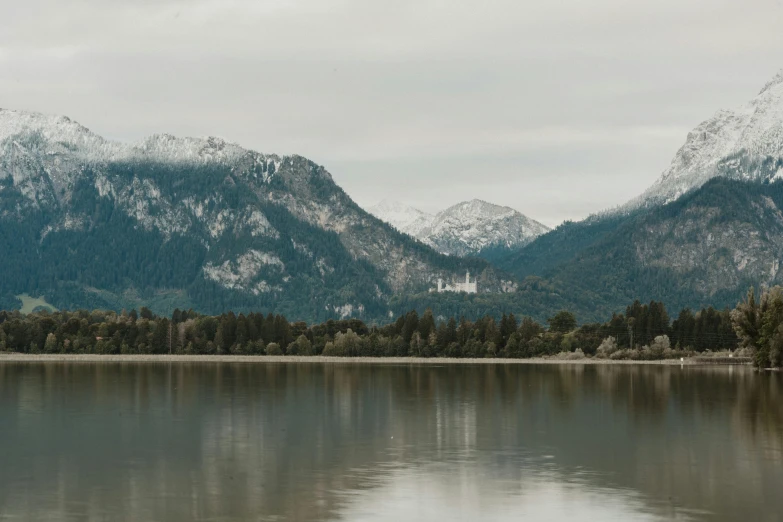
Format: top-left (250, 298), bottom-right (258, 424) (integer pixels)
top-left (0, 362), bottom-right (781, 521)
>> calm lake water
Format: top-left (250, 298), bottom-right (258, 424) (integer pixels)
top-left (0, 362), bottom-right (781, 521)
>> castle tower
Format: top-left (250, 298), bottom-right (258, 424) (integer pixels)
top-left (466, 271), bottom-right (470, 284)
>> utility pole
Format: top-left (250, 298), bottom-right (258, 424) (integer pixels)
top-left (168, 322), bottom-right (173, 355)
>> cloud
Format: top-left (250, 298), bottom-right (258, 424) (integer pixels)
top-left (1, 0), bottom-right (783, 225)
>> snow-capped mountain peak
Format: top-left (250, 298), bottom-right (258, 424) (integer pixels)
top-left (0, 108), bottom-right (109, 151)
top-left (626, 69), bottom-right (783, 210)
top-left (367, 200), bottom-right (434, 237)
top-left (441, 199), bottom-right (517, 220)
top-left (0, 108), bottom-right (284, 168)
top-left (368, 198), bottom-right (549, 256)
top-left (420, 200), bottom-right (550, 256)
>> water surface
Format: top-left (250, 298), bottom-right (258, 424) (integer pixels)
top-left (0, 362), bottom-right (781, 521)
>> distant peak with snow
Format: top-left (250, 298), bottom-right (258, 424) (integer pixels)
top-left (367, 198), bottom-right (549, 257)
top-left (367, 200), bottom-right (434, 237)
top-left (625, 69), bottom-right (783, 211)
top-left (441, 199), bottom-right (518, 219)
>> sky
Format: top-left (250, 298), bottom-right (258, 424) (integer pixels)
top-left (2, 0), bottom-right (783, 227)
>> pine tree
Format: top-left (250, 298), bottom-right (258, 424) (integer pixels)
top-left (446, 317), bottom-right (458, 344)
top-left (401, 311), bottom-right (419, 343)
top-left (214, 324), bottom-right (226, 354)
top-left (418, 309), bottom-right (435, 339)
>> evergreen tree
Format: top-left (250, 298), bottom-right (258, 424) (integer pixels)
top-left (548, 311), bottom-right (577, 333)
top-left (401, 311), bottom-right (419, 344)
top-left (418, 309), bottom-right (436, 339)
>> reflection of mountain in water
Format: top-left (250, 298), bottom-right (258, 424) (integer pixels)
top-left (0, 363), bottom-right (780, 521)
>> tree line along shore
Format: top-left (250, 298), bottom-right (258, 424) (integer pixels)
top-left (0, 286), bottom-right (781, 369)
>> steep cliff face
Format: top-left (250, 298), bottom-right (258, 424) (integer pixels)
top-left (629, 181), bottom-right (783, 296)
top-left (0, 109), bottom-right (499, 320)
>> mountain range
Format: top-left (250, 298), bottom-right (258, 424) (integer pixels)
top-left (0, 108), bottom-right (516, 321)
top-left (368, 199), bottom-right (550, 257)
top-left (2, 68), bottom-right (783, 323)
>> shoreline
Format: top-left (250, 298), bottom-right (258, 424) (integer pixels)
top-left (0, 353), bottom-right (740, 366)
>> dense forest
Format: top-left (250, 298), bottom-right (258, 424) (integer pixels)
top-left (1, 295), bottom-right (752, 363)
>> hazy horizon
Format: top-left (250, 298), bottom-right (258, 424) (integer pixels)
top-left (2, 0), bottom-right (783, 227)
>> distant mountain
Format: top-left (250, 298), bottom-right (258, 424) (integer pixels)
top-left (0, 108), bottom-right (511, 321)
top-left (367, 200), bottom-right (434, 237)
top-left (369, 199), bottom-right (549, 257)
top-left (419, 200), bottom-right (550, 257)
top-left (625, 69), bottom-right (783, 211)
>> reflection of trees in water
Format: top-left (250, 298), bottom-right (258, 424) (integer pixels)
top-left (558, 365), bottom-right (783, 521)
top-left (0, 363), bottom-right (781, 521)
top-left (733, 370), bottom-right (783, 456)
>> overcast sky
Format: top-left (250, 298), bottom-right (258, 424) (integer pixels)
top-left (2, 0), bottom-right (783, 226)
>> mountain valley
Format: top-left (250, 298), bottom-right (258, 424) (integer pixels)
top-left (3, 70), bottom-right (783, 323)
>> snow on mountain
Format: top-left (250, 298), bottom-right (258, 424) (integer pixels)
top-left (0, 108), bottom-right (298, 212)
top-left (0, 108), bottom-right (288, 172)
top-left (369, 199), bottom-right (549, 256)
top-left (1, 107), bottom-right (505, 320)
top-left (627, 69), bottom-right (783, 210)
top-left (367, 200), bottom-right (434, 237)
top-left (420, 200), bottom-right (550, 257)
top-left (0, 108), bottom-right (107, 149)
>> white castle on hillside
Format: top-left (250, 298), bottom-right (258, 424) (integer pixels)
top-left (430, 271), bottom-right (478, 294)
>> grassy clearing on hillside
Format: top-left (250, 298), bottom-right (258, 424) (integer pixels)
top-left (85, 287), bottom-right (196, 316)
top-left (16, 294), bottom-right (58, 314)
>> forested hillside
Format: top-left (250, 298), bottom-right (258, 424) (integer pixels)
top-left (0, 109), bottom-right (512, 322)
top-left (494, 178), bottom-right (783, 317)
